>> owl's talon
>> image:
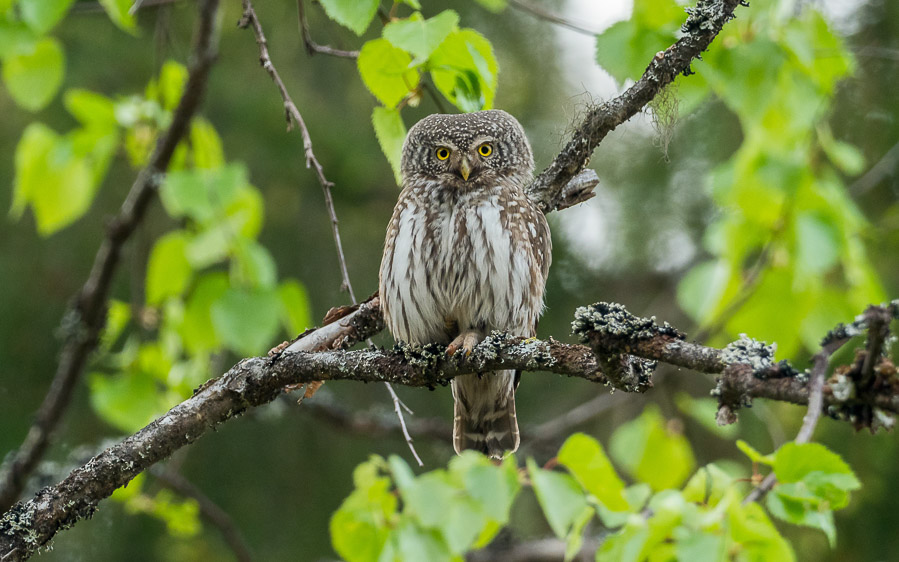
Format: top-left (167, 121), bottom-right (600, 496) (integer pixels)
top-left (447, 330), bottom-right (483, 357)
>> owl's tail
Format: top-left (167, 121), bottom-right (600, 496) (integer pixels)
top-left (452, 370), bottom-right (520, 460)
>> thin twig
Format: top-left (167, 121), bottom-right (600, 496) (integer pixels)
top-left (296, 0), bottom-right (359, 59)
top-left (0, 0), bottom-right (220, 514)
top-left (151, 468), bottom-right (254, 562)
top-left (508, 0), bottom-right (603, 36)
top-left (743, 330), bottom-right (848, 504)
top-left (526, 393), bottom-right (621, 448)
top-left (850, 140), bottom-right (899, 196)
top-left (239, 0), bottom-right (423, 466)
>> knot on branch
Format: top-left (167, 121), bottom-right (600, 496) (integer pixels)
top-left (682, 0), bottom-right (739, 34)
top-left (571, 302), bottom-right (683, 392)
top-left (712, 336), bottom-right (803, 425)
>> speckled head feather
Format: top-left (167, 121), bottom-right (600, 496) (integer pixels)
top-left (400, 110), bottom-right (534, 187)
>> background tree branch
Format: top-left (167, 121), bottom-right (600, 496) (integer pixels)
top-left (0, 0), bottom-right (221, 514)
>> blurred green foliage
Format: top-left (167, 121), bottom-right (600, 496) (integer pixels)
top-left (0, 0), bottom-right (897, 559)
top-left (333, 427), bottom-right (862, 561)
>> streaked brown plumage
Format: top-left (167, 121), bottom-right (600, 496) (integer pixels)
top-left (379, 110), bottom-right (551, 459)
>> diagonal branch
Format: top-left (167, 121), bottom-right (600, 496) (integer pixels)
top-left (527, 0), bottom-right (745, 213)
top-left (151, 468), bottom-right (254, 562)
top-left (0, 0), bottom-right (221, 514)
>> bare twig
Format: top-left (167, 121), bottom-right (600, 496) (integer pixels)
top-left (850, 140), bottom-right (899, 196)
top-left (508, 0), bottom-right (603, 36)
top-left (296, 0), bottom-right (359, 58)
top-left (743, 324), bottom-right (852, 504)
top-left (0, 0), bottom-right (220, 514)
top-left (239, 0), bottom-right (423, 465)
top-left (526, 392), bottom-right (622, 449)
top-left (299, 389), bottom-right (452, 442)
top-left (151, 468), bottom-right (253, 562)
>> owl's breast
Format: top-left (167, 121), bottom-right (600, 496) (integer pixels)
top-left (380, 190), bottom-right (548, 345)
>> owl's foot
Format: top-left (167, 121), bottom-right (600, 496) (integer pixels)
top-left (446, 329), bottom-right (484, 357)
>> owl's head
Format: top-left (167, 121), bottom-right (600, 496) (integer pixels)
top-left (400, 110), bottom-right (534, 190)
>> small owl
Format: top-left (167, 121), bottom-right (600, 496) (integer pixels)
top-left (379, 110), bottom-right (551, 459)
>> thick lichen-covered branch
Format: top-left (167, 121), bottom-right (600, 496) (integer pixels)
top-left (3, 300), bottom-right (897, 560)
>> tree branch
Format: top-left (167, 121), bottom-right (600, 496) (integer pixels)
top-left (0, 0), bottom-right (221, 514)
top-left (296, 0), bottom-right (359, 58)
top-left (526, 0), bottom-right (746, 213)
top-left (150, 468), bottom-right (254, 562)
top-left (3, 299), bottom-right (897, 559)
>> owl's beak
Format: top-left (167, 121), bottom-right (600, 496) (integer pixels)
top-left (458, 156), bottom-right (472, 181)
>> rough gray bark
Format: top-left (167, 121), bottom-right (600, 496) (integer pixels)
top-left (2, 300), bottom-right (897, 560)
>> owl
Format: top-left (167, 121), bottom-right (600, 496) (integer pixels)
top-left (379, 110), bottom-right (551, 459)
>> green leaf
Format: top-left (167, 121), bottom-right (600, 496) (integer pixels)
top-left (160, 164), bottom-right (246, 223)
top-left (277, 280), bottom-right (312, 336)
top-left (210, 287), bottom-right (282, 356)
top-left (595, 19), bottom-right (675, 84)
top-left (225, 184), bottom-right (265, 238)
top-left (11, 123), bottom-right (95, 235)
top-left (149, 490), bottom-right (201, 538)
top-left (794, 213), bottom-right (840, 274)
top-left (773, 442), bottom-right (859, 487)
top-left (383, 10), bottom-right (459, 62)
top-left (64, 88), bottom-right (117, 129)
top-left (675, 530), bottom-right (726, 561)
top-left (451, 453), bottom-right (520, 524)
top-left (179, 273), bottom-right (229, 354)
top-left (146, 60), bottom-right (188, 111)
top-left (558, 433), bottom-right (629, 512)
top-left (330, 458), bottom-right (397, 562)
top-left (372, 106), bottom-right (407, 185)
top-left (473, 0), bottom-right (507, 13)
top-left (609, 405), bottom-right (696, 491)
top-left (527, 458), bottom-right (589, 539)
top-left (101, 300), bottom-right (132, 350)
top-left (682, 464), bottom-right (734, 507)
top-left (232, 240), bottom-right (278, 289)
top-left (387, 516), bottom-right (454, 562)
top-left (319, 0), bottom-right (379, 35)
top-left (358, 38), bottom-right (419, 107)
top-left (2, 36), bottom-right (65, 111)
top-left (676, 259), bottom-right (730, 323)
top-left (0, 20), bottom-right (38, 60)
top-left (428, 29), bottom-right (498, 111)
top-left (190, 117), bottom-right (225, 169)
top-left (89, 370), bottom-right (170, 433)
top-left (736, 440), bottom-right (774, 466)
top-left (98, 0), bottom-right (136, 32)
top-left (564, 505), bottom-right (594, 562)
top-left (146, 231), bottom-right (193, 305)
top-left (19, 0), bottom-right (74, 34)
top-left (727, 501), bottom-right (796, 561)
top-left (596, 521), bottom-right (649, 562)
top-left (766, 487), bottom-right (837, 547)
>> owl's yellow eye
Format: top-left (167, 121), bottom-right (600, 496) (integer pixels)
top-left (478, 143), bottom-right (493, 157)
top-left (435, 147), bottom-right (450, 160)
